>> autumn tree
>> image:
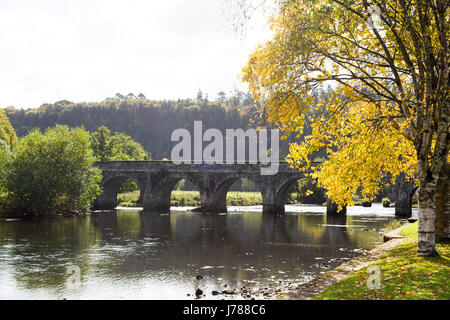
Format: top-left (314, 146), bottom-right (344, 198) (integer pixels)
top-left (242, 0), bottom-right (449, 256)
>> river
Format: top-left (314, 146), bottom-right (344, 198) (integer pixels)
top-left (0, 204), bottom-right (415, 300)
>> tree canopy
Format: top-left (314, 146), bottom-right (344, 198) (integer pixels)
top-left (243, 0), bottom-right (449, 256)
top-left (0, 109), bottom-right (18, 148)
top-left (90, 125), bottom-right (150, 162)
top-left (1, 126), bottom-right (102, 217)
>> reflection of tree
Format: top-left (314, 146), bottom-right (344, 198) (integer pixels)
top-left (260, 214), bottom-right (328, 245)
top-left (260, 213), bottom-right (291, 243)
top-left (345, 216), bottom-right (387, 250)
top-left (0, 217), bottom-right (100, 290)
top-left (295, 214), bottom-right (326, 242)
top-left (167, 214), bottom-right (234, 267)
top-left (196, 214), bottom-right (229, 244)
top-left (320, 214), bottom-right (349, 248)
top-left (116, 210), bottom-right (141, 240)
top-left (139, 213), bottom-right (171, 240)
top-left (90, 211), bottom-right (120, 243)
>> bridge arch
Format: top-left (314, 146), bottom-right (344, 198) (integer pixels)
top-left (273, 178), bottom-right (299, 212)
top-left (143, 174), bottom-right (202, 212)
top-left (191, 173), bottom-right (270, 213)
top-left (93, 173), bottom-right (144, 210)
top-left (205, 176), bottom-right (245, 213)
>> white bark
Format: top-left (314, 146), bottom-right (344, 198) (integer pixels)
top-left (417, 197), bottom-right (438, 256)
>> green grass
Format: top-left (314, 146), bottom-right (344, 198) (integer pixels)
top-left (117, 190), bottom-right (263, 207)
top-left (313, 222), bottom-right (450, 300)
top-left (117, 190), bottom-right (141, 207)
top-left (399, 222), bottom-right (419, 238)
top-left (225, 192), bottom-right (262, 206)
top-left (170, 191), bottom-right (201, 207)
top-left (384, 219), bottom-right (407, 232)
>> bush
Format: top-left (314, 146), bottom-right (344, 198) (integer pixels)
top-left (382, 198), bottom-right (391, 208)
top-left (288, 177), bottom-right (327, 204)
top-left (1, 126), bottom-right (102, 217)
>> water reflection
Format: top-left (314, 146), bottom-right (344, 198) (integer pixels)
top-left (0, 208), bottom-right (394, 299)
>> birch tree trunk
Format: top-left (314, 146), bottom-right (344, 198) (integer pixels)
top-left (435, 163), bottom-right (449, 242)
top-left (416, 98), bottom-right (449, 256)
top-left (417, 185), bottom-right (438, 256)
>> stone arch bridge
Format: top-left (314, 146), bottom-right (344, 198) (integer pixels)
top-left (93, 161), bottom-right (316, 214)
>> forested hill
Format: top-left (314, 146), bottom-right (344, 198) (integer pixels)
top-left (4, 93), bottom-right (266, 160)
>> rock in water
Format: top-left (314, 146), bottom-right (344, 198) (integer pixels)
top-left (195, 289), bottom-right (203, 297)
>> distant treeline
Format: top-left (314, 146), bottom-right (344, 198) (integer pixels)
top-left (3, 90), bottom-right (332, 197)
top-left (4, 87), bottom-right (335, 161)
top-left (5, 92), bottom-right (268, 160)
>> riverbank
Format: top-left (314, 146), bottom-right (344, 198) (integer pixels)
top-left (118, 190), bottom-right (265, 207)
top-left (283, 222), bottom-right (449, 300)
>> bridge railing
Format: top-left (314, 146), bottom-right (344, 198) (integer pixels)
top-left (94, 160), bottom-right (324, 165)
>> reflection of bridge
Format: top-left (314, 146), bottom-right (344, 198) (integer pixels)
top-left (93, 161), bottom-right (316, 214)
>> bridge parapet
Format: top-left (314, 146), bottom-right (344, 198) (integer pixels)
top-left (94, 161), bottom-right (316, 173)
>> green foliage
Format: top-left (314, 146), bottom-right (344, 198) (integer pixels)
top-left (110, 133), bottom-right (149, 161)
top-left (90, 126), bottom-right (149, 161)
top-left (117, 190), bottom-right (141, 207)
top-left (226, 192), bottom-right (262, 206)
top-left (1, 125), bottom-right (102, 217)
top-left (170, 191), bottom-right (201, 207)
top-left (0, 141), bottom-right (12, 196)
top-left (288, 177), bottom-right (327, 204)
top-left (174, 179), bottom-right (185, 191)
top-left (385, 219), bottom-right (406, 232)
top-left (90, 126), bottom-right (150, 193)
top-left (90, 126), bottom-right (114, 161)
top-left (0, 109), bottom-right (18, 148)
top-left (382, 198), bottom-right (391, 208)
top-left (240, 178), bottom-right (257, 191)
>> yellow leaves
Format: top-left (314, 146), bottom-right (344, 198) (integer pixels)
top-left (241, 0), bottom-right (432, 206)
top-left (286, 96), bottom-right (417, 205)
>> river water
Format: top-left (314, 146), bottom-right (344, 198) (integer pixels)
top-left (0, 204), bottom-right (415, 300)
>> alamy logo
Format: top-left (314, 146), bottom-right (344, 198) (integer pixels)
top-left (66, 265), bottom-right (81, 290)
top-left (366, 5), bottom-right (382, 31)
top-left (367, 265), bottom-right (381, 289)
top-left (171, 121), bottom-right (279, 175)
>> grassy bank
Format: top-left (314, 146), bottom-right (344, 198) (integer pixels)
top-left (312, 222), bottom-right (450, 300)
top-left (117, 190), bottom-right (264, 207)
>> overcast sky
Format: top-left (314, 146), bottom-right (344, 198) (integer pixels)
top-left (0, 0), bottom-right (271, 109)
